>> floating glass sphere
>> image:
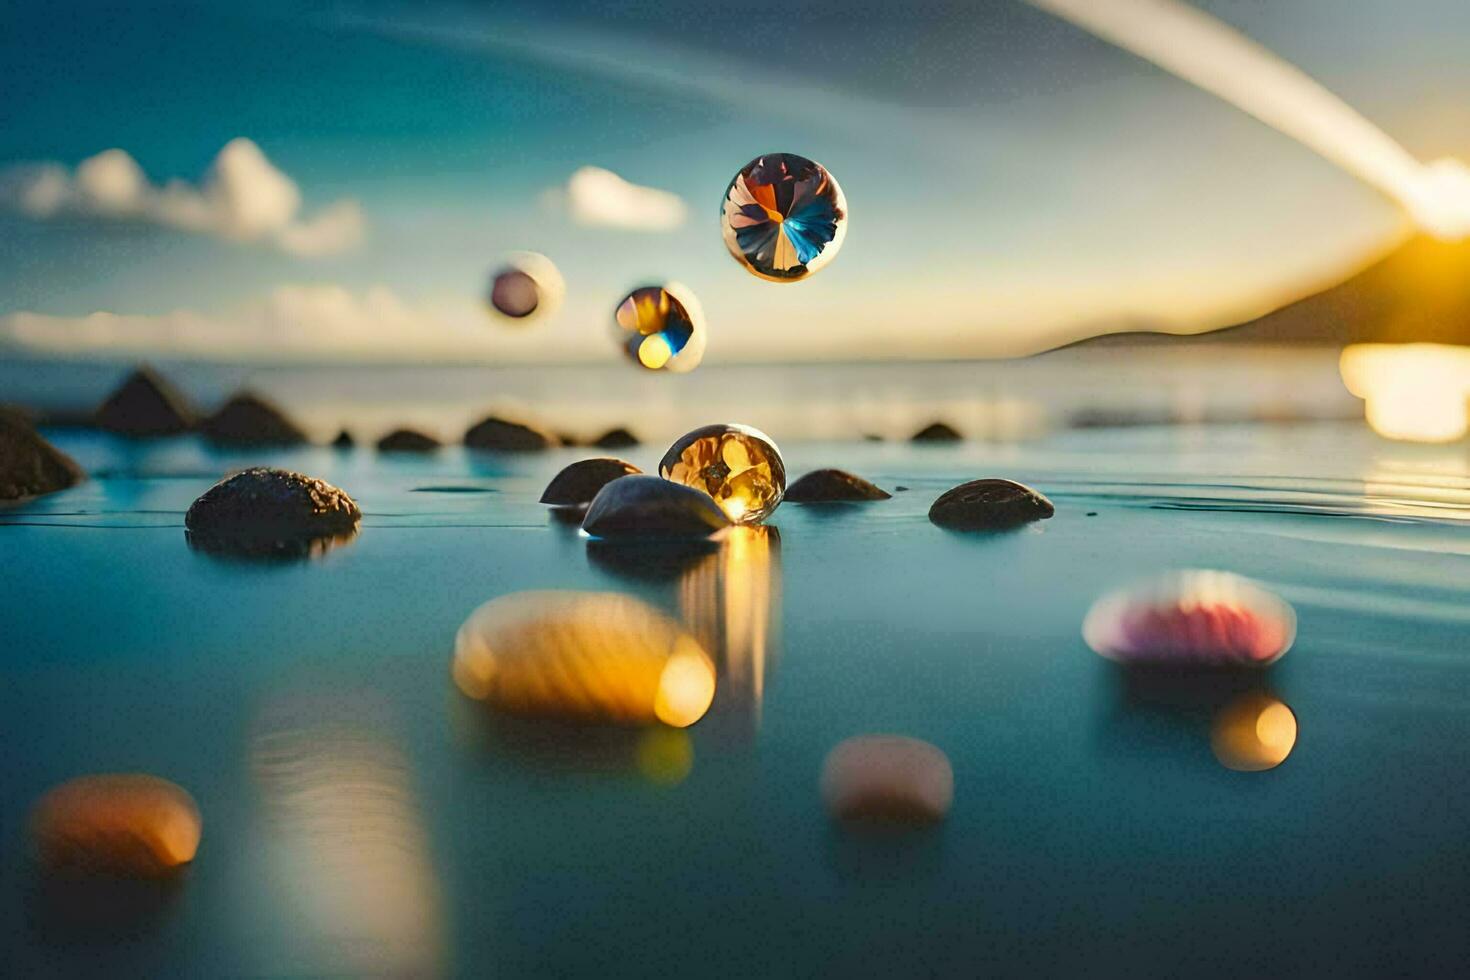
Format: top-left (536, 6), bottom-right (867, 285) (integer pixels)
top-left (613, 282), bottom-right (707, 372)
top-left (487, 252), bottom-right (564, 322)
top-left (721, 153), bottom-right (847, 282)
top-left (659, 423), bottom-right (785, 525)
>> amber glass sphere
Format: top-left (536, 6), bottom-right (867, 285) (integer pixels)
top-left (658, 423), bottom-right (786, 525)
top-left (612, 282), bottom-right (707, 372)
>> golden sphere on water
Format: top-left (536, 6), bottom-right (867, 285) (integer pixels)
top-left (659, 423), bottom-right (786, 525)
top-left (613, 282), bottom-right (707, 372)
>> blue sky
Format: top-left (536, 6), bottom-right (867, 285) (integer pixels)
top-left (3, 0), bottom-right (1470, 362)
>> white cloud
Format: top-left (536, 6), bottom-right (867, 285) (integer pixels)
top-left (0, 284), bottom-right (573, 362)
top-left (0, 139), bottom-right (366, 257)
top-left (549, 166), bottom-right (687, 231)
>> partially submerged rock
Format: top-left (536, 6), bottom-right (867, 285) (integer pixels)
top-left (201, 393), bottom-right (307, 446)
top-left (582, 475), bottom-right (730, 539)
top-left (784, 468), bottom-right (890, 502)
top-left (94, 366), bottom-right (195, 436)
top-left (31, 774), bottom-right (201, 878)
top-left (593, 427), bottom-right (640, 449)
top-left (464, 415), bottom-right (558, 451)
top-left (376, 428), bottom-right (441, 453)
top-left (185, 467), bottom-right (360, 545)
top-left (541, 457), bottom-right (641, 508)
top-left (820, 736), bottom-right (953, 825)
top-left (331, 429), bottom-right (354, 449)
top-left (0, 412), bottom-right (84, 500)
top-left (928, 478), bottom-right (1054, 530)
top-left (911, 421), bottom-right (962, 442)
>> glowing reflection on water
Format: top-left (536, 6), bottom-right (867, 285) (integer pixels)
top-left (678, 526), bottom-right (782, 734)
top-left (1211, 691), bottom-right (1298, 771)
top-left (250, 693), bottom-right (446, 977)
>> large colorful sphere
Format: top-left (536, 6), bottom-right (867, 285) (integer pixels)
top-left (658, 423), bottom-right (785, 525)
top-left (613, 282), bottom-right (707, 372)
top-left (487, 252), bottom-right (564, 322)
top-left (721, 153), bottom-right (847, 282)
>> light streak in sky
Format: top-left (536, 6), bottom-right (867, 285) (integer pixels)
top-left (1026, 0), bottom-right (1470, 239)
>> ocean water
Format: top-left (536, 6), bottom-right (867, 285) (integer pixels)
top-left (1, 422), bottom-right (1467, 977)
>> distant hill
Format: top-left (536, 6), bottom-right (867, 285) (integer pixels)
top-left (1074, 234), bottom-right (1470, 348)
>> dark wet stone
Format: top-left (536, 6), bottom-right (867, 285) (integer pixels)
top-left (593, 427), bottom-right (640, 449)
top-left (912, 421), bottom-right (963, 442)
top-left (555, 432), bottom-right (581, 447)
top-left (928, 478), bottom-right (1054, 531)
top-left (185, 467), bottom-right (360, 538)
top-left (331, 429), bottom-right (354, 449)
top-left (376, 428), bottom-right (441, 452)
top-left (0, 412), bottom-right (84, 500)
top-left (581, 475), bottom-right (730, 539)
top-left (541, 458), bottom-right (642, 508)
top-left (201, 393), bottom-right (307, 446)
top-left (784, 468), bottom-right (891, 503)
top-left (94, 366), bottom-right (195, 437)
top-left (464, 415), bottom-right (559, 451)
top-left (894, 486), bottom-right (910, 492)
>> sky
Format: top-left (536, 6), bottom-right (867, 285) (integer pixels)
top-left (3, 0), bottom-right (1470, 364)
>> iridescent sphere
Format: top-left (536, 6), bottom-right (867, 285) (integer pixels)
top-left (487, 252), bottom-right (564, 322)
top-left (659, 423), bottom-right (785, 525)
top-left (613, 282), bottom-right (707, 372)
top-left (721, 153), bottom-right (847, 282)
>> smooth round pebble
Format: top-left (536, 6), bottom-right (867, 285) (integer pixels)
top-left (540, 458), bottom-right (641, 508)
top-left (582, 474), bottom-right (730, 539)
top-left (928, 478), bottom-right (1054, 531)
top-left (820, 735), bottom-right (953, 825)
top-left (784, 468), bottom-right (890, 502)
top-left (31, 774), bottom-right (201, 878)
top-left (453, 591), bottom-right (716, 727)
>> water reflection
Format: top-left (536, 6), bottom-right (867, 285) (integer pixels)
top-left (453, 591), bottom-right (716, 728)
top-left (185, 527), bottom-right (358, 563)
top-left (250, 692), bottom-right (446, 977)
top-left (678, 527), bottom-right (782, 734)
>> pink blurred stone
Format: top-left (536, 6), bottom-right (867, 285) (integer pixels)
top-left (820, 735), bottom-right (953, 824)
top-left (1083, 570), bottom-right (1296, 667)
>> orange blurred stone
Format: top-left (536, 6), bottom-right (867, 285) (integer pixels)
top-left (31, 774), bottom-right (201, 877)
top-left (820, 735), bottom-right (954, 825)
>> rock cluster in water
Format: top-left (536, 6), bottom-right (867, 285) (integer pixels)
top-left (94, 366), bottom-right (196, 436)
top-left (0, 411), bottom-right (84, 500)
top-left (540, 458), bottom-right (642, 509)
top-left (31, 774), bottom-right (201, 877)
top-left (784, 468), bottom-right (890, 502)
top-left (1083, 570), bottom-right (1296, 668)
top-left (820, 735), bottom-right (953, 825)
top-left (377, 429), bottom-right (441, 452)
top-left (582, 475), bottom-right (730, 539)
top-left (928, 478), bottom-right (1054, 530)
top-left (185, 467), bottom-right (361, 538)
top-left (464, 415), bottom-right (558, 451)
top-left (202, 393), bottom-right (307, 446)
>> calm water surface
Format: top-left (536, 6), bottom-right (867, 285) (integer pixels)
top-left (2, 423), bottom-right (1467, 977)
